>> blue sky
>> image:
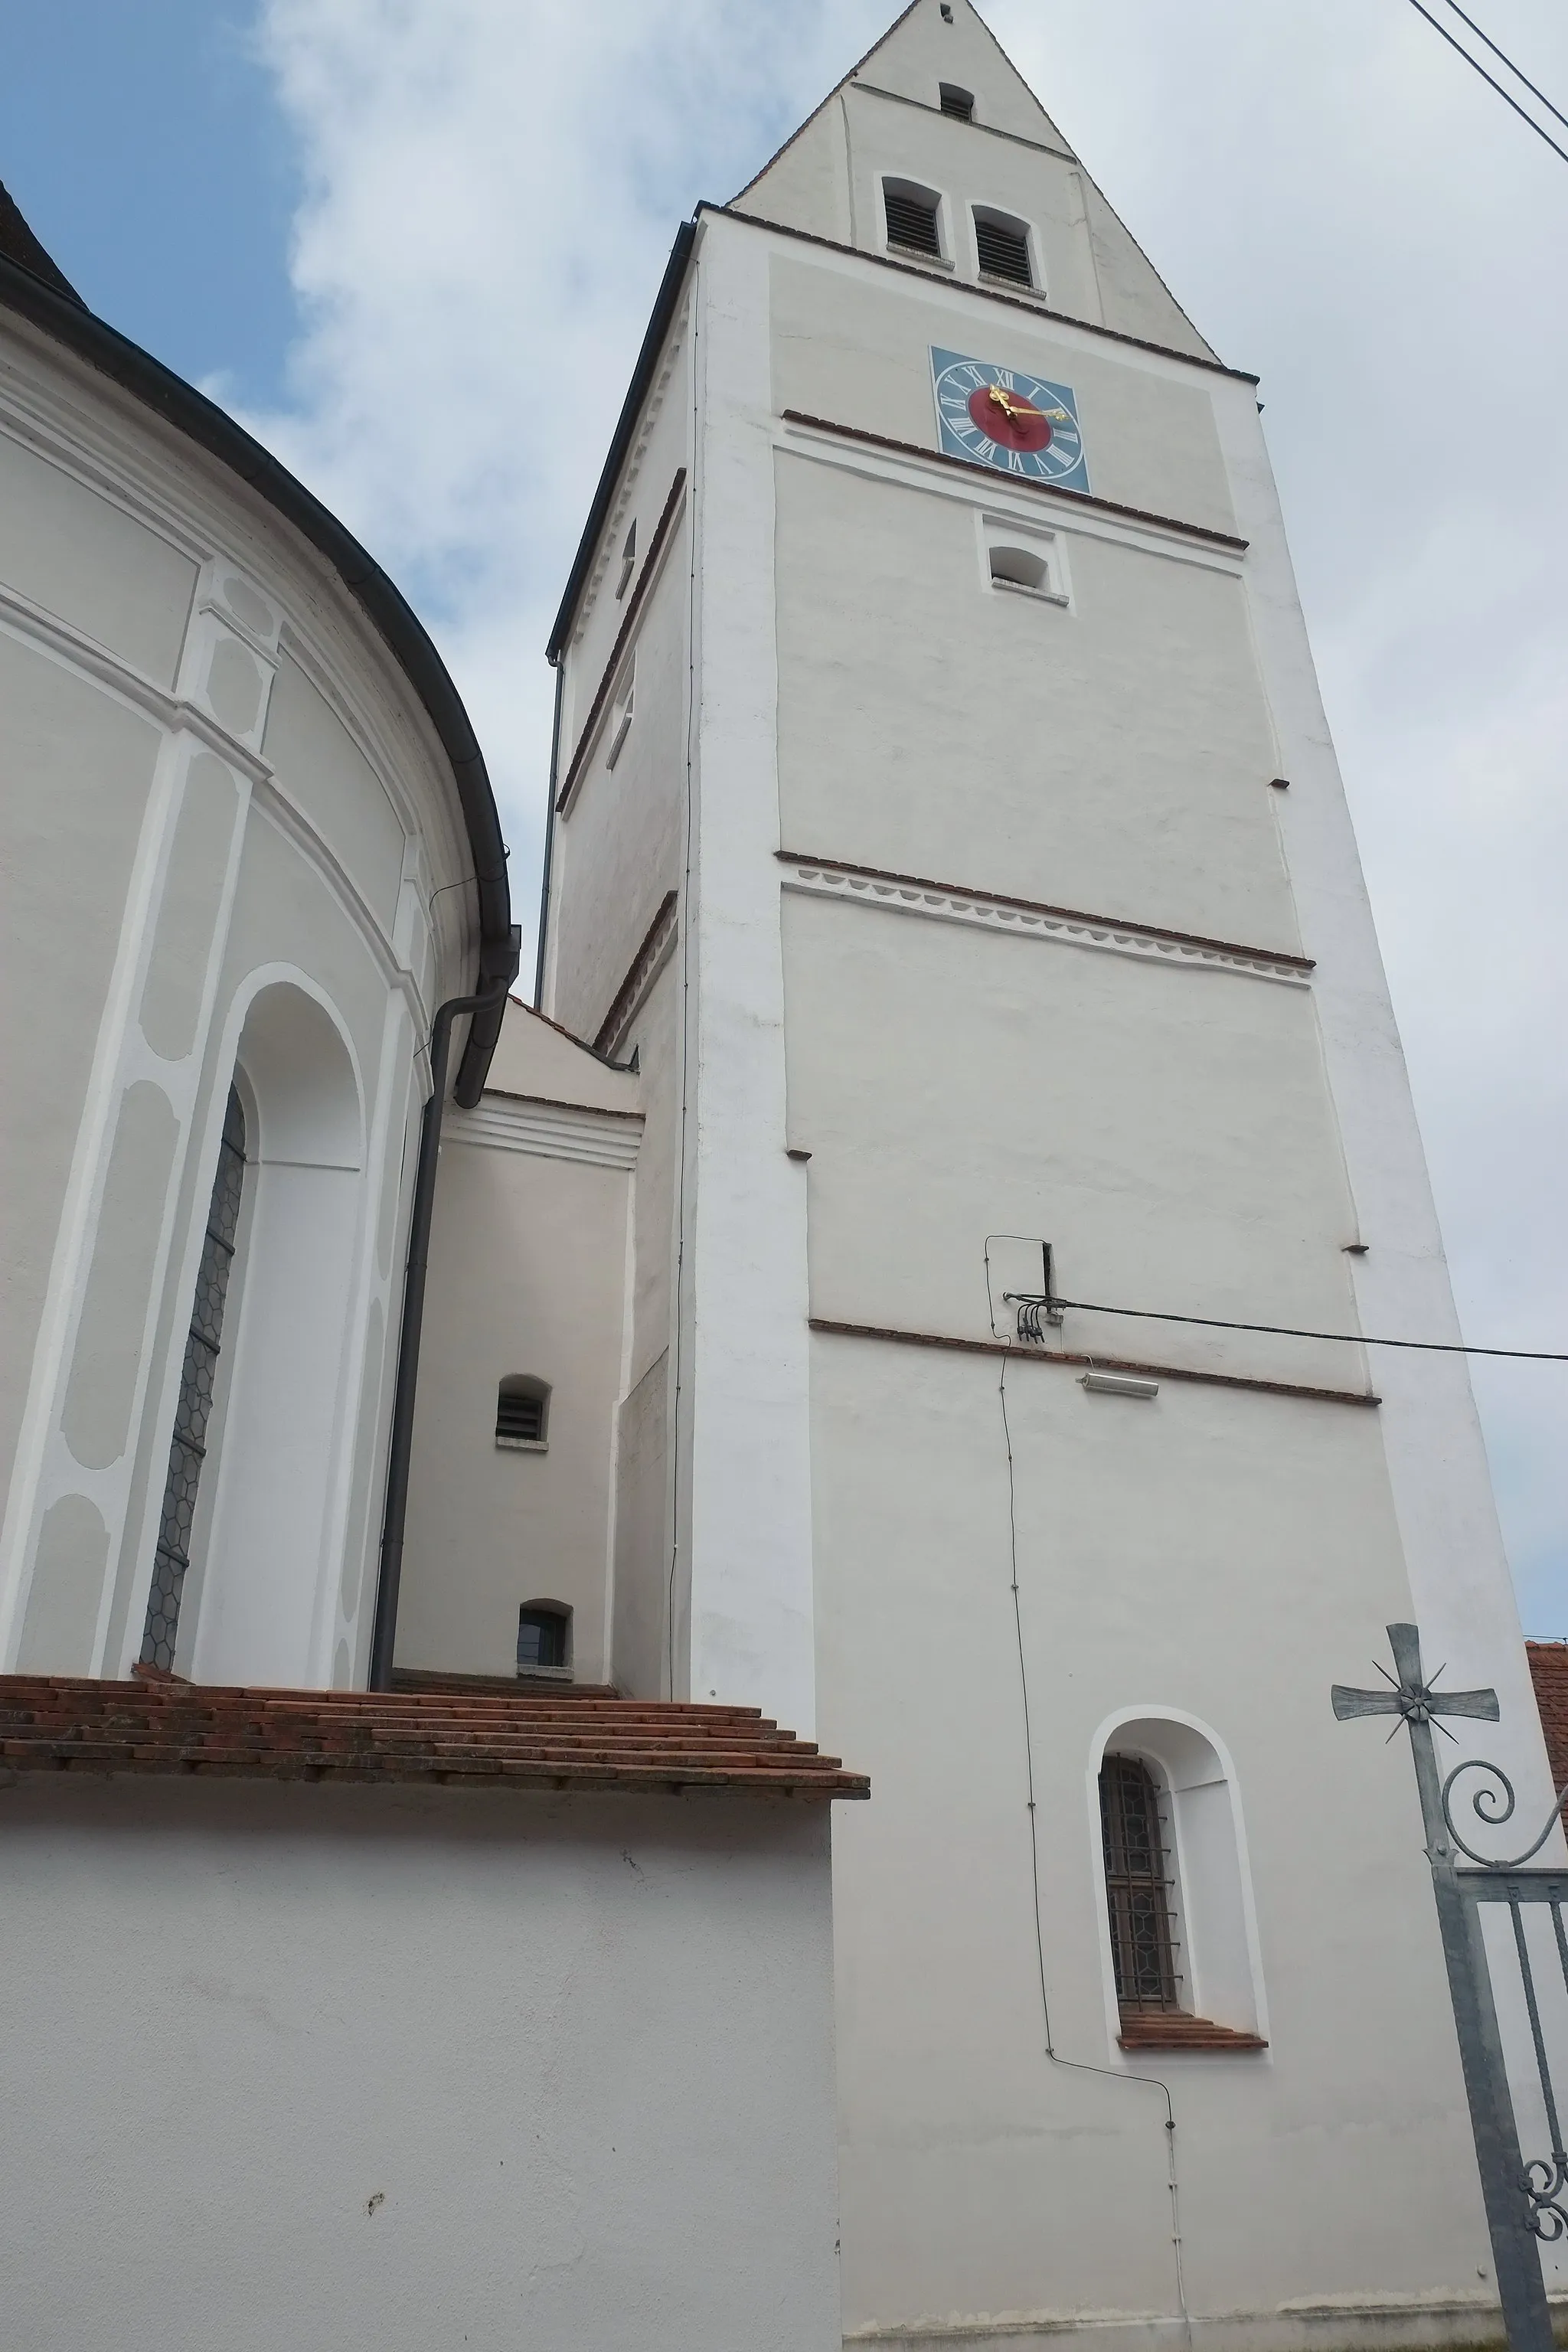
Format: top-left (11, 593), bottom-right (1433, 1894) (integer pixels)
top-left (1, 2), bottom-right (298, 405)
top-left (6, 0), bottom-right (1563, 1631)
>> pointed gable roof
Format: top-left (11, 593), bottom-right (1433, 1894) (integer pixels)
top-left (733, 0), bottom-right (1075, 214)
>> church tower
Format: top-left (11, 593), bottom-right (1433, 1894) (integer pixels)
top-left (537, 2), bottom-right (1547, 2337)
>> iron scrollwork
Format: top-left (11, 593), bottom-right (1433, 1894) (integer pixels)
top-left (1441, 1757), bottom-right (1568, 1873)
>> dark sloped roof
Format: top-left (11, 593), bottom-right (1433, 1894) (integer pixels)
top-left (0, 1676), bottom-right (871, 1800)
top-left (0, 181), bottom-right (514, 1101)
top-left (0, 181), bottom-right (82, 305)
top-left (1527, 1643), bottom-right (1568, 1789)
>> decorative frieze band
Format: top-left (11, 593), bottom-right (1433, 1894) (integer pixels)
top-left (448, 1093), bottom-right (643, 1171)
top-left (778, 854), bottom-right (1313, 988)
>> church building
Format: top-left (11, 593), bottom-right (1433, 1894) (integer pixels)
top-left (0, 5), bottom-right (1557, 2349)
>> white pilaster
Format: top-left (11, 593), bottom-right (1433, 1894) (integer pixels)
top-left (681, 219), bottom-right (817, 1735)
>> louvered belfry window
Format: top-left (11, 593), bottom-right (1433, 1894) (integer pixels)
top-left (884, 185), bottom-right (942, 256)
top-left (1099, 1754), bottom-right (1181, 2009)
top-left (141, 1086), bottom-right (247, 1671)
top-left (939, 83), bottom-right (975, 120)
top-left (496, 1380), bottom-right (547, 1445)
top-left (975, 214), bottom-right (1032, 286)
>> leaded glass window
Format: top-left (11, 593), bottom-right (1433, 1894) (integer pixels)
top-left (1099, 1753), bottom-right (1181, 2011)
top-left (140, 1086), bottom-right (247, 1671)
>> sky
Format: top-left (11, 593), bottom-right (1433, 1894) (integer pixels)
top-left (3, 0), bottom-right (1563, 1628)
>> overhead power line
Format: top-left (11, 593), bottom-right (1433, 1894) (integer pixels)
top-left (1403, 0), bottom-right (1568, 166)
top-left (1437, 0), bottom-right (1568, 136)
top-left (1007, 1295), bottom-right (1568, 1364)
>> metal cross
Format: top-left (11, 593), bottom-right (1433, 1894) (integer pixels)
top-left (1332, 1619), bottom-right (1500, 1744)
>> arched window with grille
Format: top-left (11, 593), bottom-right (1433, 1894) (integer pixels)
top-left (1096, 1719), bottom-right (1269, 2053)
top-left (141, 1085), bottom-right (247, 1671)
top-left (1099, 1753), bottom-right (1180, 2011)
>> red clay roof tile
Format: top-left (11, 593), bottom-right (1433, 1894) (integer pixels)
top-left (0, 1676), bottom-right (869, 1800)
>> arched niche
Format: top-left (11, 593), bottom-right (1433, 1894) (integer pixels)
top-left (1089, 1708), bottom-right (1267, 2043)
top-left (190, 975), bottom-right (364, 1687)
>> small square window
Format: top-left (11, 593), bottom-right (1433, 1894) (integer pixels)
top-left (939, 83), bottom-right (975, 121)
top-left (982, 521), bottom-right (1069, 608)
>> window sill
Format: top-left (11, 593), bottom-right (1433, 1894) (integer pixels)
top-left (887, 243), bottom-right (954, 270)
top-left (978, 270), bottom-right (1041, 297)
top-left (991, 579), bottom-right (1070, 608)
top-left (496, 1436), bottom-right (548, 1453)
top-left (1118, 2012), bottom-right (1267, 2053)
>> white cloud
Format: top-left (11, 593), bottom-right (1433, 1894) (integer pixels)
top-left (247, 0), bottom-right (1568, 1625)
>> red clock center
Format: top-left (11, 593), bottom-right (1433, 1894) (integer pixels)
top-left (968, 384), bottom-right (1052, 452)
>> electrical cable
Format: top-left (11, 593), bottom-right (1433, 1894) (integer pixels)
top-left (1403, 0), bottom-right (1568, 165)
top-left (995, 1335), bottom-right (1191, 2337)
top-left (1436, 0), bottom-right (1568, 134)
top-left (1005, 1295), bottom-right (1568, 1364)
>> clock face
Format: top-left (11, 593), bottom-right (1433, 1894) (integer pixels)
top-left (930, 347), bottom-right (1089, 492)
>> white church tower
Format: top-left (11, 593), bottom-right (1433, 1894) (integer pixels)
top-left (534, 2), bottom-right (1552, 2340)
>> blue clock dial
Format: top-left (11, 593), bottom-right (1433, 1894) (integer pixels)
top-left (930, 346), bottom-right (1090, 492)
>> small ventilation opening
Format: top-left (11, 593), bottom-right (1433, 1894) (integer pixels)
top-left (518, 1602), bottom-right (570, 1674)
top-left (975, 212), bottom-right (1033, 286)
top-left (616, 518), bottom-right (637, 599)
top-left (496, 1376), bottom-right (550, 1448)
top-left (884, 181), bottom-right (942, 258)
top-left (990, 544), bottom-right (1050, 593)
top-left (939, 83), bottom-right (975, 120)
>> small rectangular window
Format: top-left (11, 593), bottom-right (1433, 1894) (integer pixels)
top-left (884, 185), bottom-right (942, 258)
top-left (615, 518), bottom-right (636, 599)
top-left (518, 1605), bottom-right (569, 1672)
top-left (939, 83), bottom-right (975, 121)
top-left (975, 214), bottom-right (1033, 287)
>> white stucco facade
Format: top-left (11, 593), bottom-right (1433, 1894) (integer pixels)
top-left (0, 1774), bottom-right (842, 2352)
top-left (0, 304), bottom-right (481, 1692)
top-left (532, 4), bottom-right (1554, 2344)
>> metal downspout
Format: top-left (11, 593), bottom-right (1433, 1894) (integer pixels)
top-left (368, 930), bottom-right (521, 1691)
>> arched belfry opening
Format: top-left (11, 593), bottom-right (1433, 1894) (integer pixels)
top-left (173, 978), bottom-right (365, 1688)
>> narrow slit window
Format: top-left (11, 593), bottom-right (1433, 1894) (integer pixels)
top-left (975, 211), bottom-right (1034, 287)
top-left (606, 660), bottom-right (634, 771)
top-left (141, 1085), bottom-right (247, 1671)
top-left (616, 518), bottom-right (637, 599)
top-left (884, 181), bottom-right (942, 259)
top-left (1099, 1754), bottom-right (1181, 2011)
top-left (939, 83), bottom-right (975, 120)
top-left (496, 1376), bottom-right (550, 1449)
top-left (518, 1602), bottom-right (570, 1674)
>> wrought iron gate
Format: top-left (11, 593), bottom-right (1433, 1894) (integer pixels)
top-left (1335, 1623), bottom-right (1568, 2352)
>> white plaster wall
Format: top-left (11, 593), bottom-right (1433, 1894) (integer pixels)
top-left (0, 1775), bottom-right (843, 2352)
top-left (0, 319), bottom-right (477, 1690)
top-left (773, 444), bottom-right (1279, 951)
top-left (550, 525), bottom-right (691, 1044)
top-left (812, 1332), bottom-right (1495, 2343)
top-left (782, 891), bottom-right (1361, 1391)
top-left (403, 1004), bottom-right (641, 1685)
top-left (769, 254), bottom-right (1239, 540)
